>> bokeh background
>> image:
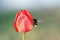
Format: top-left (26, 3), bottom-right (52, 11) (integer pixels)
top-left (0, 0), bottom-right (60, 40)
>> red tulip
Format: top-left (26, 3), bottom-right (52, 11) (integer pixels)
top-left (14, 10), bottom-right (33, 33)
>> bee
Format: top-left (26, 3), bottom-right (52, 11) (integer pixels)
top-left (33, 18), bottom-right (43, 27)
top-left (33, 18), bottom-right (38, 26)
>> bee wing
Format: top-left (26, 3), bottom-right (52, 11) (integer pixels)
top-left (38, 20), bottom-right (43, 23)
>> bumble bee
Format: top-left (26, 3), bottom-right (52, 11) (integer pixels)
top-left (33, 18), bottom-right (43, 27)
top-left (33, 18), bottom-right (38, 27)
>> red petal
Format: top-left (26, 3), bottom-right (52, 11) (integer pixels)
top-left (14, 10), bottom-right (33, 33)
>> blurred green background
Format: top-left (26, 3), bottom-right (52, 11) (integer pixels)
top-left (0, 0), bottom-right (60, 40)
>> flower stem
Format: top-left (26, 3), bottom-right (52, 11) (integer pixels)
top-left (22, 33), bottom-right (25, 40)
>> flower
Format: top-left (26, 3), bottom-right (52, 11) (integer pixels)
top-left (14, 10), bottom-right (33, 33)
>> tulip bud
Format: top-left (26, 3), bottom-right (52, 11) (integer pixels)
top-left (14, 10), bottom-right (33, 33)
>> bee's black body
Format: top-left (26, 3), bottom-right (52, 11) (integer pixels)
top-left (33, 18), bottom-right (38, 26)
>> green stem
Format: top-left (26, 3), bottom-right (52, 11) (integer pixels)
top-left (22, 33), bottom-right (25, 40)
